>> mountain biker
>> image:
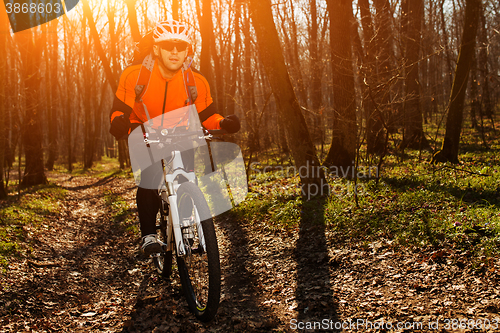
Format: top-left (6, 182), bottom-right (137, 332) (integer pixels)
top-left (109, 20), bottom-right (240, 254)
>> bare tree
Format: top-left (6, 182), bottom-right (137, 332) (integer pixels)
top-left (198, 0), bottom-right (216, 91)
top-left (16, 30), bottom-right (47, 186)
top-left (400, 0), bottom-right (429, 149)
top-left (124, 0), bottom-right (141, 42)
top-left (433, 0), bottom-right (481, 163)
top-left (286, 0), bottom-right (308, 107)
top-left (248, 0), bottom-right (326, 196)
top-left (173, 0), bottom-right (180, 20)
top-left (81, 0), bottom-right (118, 91)
top-left (469, 53), bottom-right (480, 130)
top-left (309, 0), bottom-right (323, 143)
top-left (0, 15), bottom-right (9, 198)
top-left (359, 0), bottom-right (385, 155)
top-left (225, 0), bottom-right (241, 116)
top-left (63, 16), bottom-right (74, 172)
top-left (46, 19), bottom-right (59, 171)
top-left (323, 0), bottom-right (358, 169)
top-left (478, 3), bottom-right (493, 123)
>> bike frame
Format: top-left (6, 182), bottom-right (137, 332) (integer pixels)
top-left (156, 150), bottom-right (206, 257)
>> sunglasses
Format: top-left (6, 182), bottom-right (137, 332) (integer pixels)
top-left (158, 40), bottom-right (189, 52)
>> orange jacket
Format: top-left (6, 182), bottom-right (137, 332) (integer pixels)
top-left (111, 60), bottom-right (223, 129)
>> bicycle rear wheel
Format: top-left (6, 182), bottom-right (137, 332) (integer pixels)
top-left (153, 200), bottom-right (172, 279)
top-left (176, 182), bottom-right (220, 322)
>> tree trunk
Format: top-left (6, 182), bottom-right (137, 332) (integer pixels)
top-left (3, 41), bottom-right (14, 169)
top-left (197, 0), bottom-right (224, 112)
top-left (371, 0), bottom-right (396, 151)
top-left (400, 0), bottom-right (429, 150)
top-left (420, 7), bottom-right (429, 125)
top-left (478, 4), bottom-right (492, 121)
top-left (309, 0), bottom-right (323, 144)
top-left (46, 19), bottom-right (59, 171)
top-left (242, 7), bottom-right (258, 151)
top-left (172, 0), bottom-right (180, 20)
top-left (16, 31), bottom-right (47, 186)
top-left (225, 2), bottom-right (241, 116)
top-left (199, 0), bottom-right (215, 89)
top-left (210, 4), bottom-right (225, 113)
top-left (323, 0), bottom-right (358, 170)
top-left (118, 140), bottom-right (130, 169)
top-left (470, 52), bottom-right (479, 129)
top-left (432, 0), bottom-right (481, 164)
top-left (108, 1), bottom-right (118, 77)
top-left (124, 0), bottom-right (141, 43)
top-left (81, 0), bottom-right (118, 92)
top-left (81, 16), bottom-right (93, 169)
top-left (108, 0), bottom-right (129, 169)
top-left (288, 0), bottom-right (308, 108)
top-left (426, 0), bottom-right (439, 123)
top-left (359, 0), bottom-right (385, 155)
top-left (440, 0), bottom-right (453, 93)
top-left (248, 0), bottom-right (326, 197)
top-left (63, 17), bottom-right (73, 172)
top-left (0, 15), bottom-right (8, 198)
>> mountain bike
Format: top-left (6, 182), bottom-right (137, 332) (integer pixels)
top-left (128, 106), bottom-right (246, 322)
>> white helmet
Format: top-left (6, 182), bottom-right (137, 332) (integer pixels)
top-left (153, 20), bottom-right (191, 44)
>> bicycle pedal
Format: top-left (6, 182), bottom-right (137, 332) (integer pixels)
top-left (191, 247), bottom-right (204, 254)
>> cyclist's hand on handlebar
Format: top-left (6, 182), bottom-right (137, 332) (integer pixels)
top-left (110, 114), bottom-right (131, 140)
top-left (219, 114), bottom-right (240, 134)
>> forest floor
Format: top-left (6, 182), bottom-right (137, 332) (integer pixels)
top-left (1, 167), bottom-right (500, 332)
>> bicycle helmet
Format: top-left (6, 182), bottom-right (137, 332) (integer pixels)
top-left (153, 20), bottom-right (191, 44)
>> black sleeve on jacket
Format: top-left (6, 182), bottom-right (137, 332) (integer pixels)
top-left (110, 96), bottom-right (134, 120)
top-left (198, 103), bottom-right (217, 123)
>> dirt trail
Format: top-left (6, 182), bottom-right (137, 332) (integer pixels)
top-left (1, 174), bottom-right (500, 332)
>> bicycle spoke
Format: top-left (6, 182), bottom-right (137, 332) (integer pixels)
top-left (176, 182), bottom-right (220, 321)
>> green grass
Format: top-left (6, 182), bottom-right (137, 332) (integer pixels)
top-left (52, 156), bottom-right (133, 179)
top-left (0, 178), bottom-right (137, 270)
top-left (0, 158), bottom-right (136, 269)
top-left (103, 190), bottom-right (138, 235)
top-left (0, 184), bottom-right (67, 269)
top-left (237, 123), bottom-right (500, 259)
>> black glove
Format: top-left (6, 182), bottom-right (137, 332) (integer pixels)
top-left (220, 114), bottom-right (240, 134)
top-left (110, 114), bottom-right (131, 140)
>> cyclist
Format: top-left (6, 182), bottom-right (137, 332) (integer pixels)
top-left (109, 20), bottom-right (240, 254)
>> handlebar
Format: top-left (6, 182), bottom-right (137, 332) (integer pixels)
top-left (204, 128), bottom-right (227, 142)
top-left (205, 129), bottom-right (227, 135)
top-left (143, 127), bottom-right (227, 145)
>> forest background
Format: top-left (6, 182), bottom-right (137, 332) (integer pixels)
top-left (0, 0), bottom-right (500, 261)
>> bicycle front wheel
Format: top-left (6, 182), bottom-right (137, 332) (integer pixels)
top-left (176, 182), bottom-right (220, 322)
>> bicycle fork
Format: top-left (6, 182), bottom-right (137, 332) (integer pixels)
top-left (159, 192), bottom-right (206, 257)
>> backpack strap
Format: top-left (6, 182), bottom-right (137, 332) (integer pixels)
top-left (182, 67), bottom-right (198, 105)
top-left (135, 54), bottom-right (198, 124)
top-left (134, 54), bottom-right (155, 125)
top-left (134, 54), bottom-right (155, 102)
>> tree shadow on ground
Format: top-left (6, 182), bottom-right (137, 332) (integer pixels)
top-left (0, 209), bottom-right (139, 329)
top-left (294, 196), bottom-right (339, 327)
top-left (215, 213), bottom-right (278, 331)
top-left (61, 172), bottom-right (128, 191)
top-left (120, 271), bottom-right (188, 333)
